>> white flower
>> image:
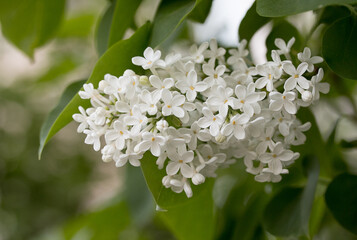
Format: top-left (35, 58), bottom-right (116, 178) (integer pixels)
top-left (256, 126), bottom-right (275, 154)
top-left (298, 47), bottom-right (323, 72)
top-left (285, 121), bottom-right (311, 145)
top-left (275, 37), bottom-right (295, 56)
top-left (176, 70), bottom-right (208, 101)
top-left (83, 126), bottom-right (106, 151)
top-left (166, 151), bottom-right (195, 178)
top-left (180, 122), bottom-right (211, 150)
top-left (235, 83), bottom-right (266, 117)
top-left (139, 89), bottom-right (161, 115)
top-left (73, 106), bottom-right (92, 133)
top-left (255, 168), bottom-right (289, 183)
top-left (207, 86), bottom-right (236, 117)
top-left (311, 68), bottom-right (329, 100)
top-left (255, 64), bottom-right (280, 92)
top-left (134, 132), bottom-right (166, 156)
top-left (283, 62), bottom-right (309, 90)
top-left (202, 60), bottom-right (226, 87)
top-left (259, 142), bottom-right (294, 175)
top-left (197, 107), bottom-right (224, 136)
top-left (269, 91), bottom-right (297, 114)
top-left (79, 83), bottom-right (110, 106)
top-left (204, 38), bottom-right (226, 60)
top-left (149, 75), bottom-right (174, 92)
top-left (156, 119), bottom-right (169, 132)
top-left (227, 39), bottom-right (249, 66)
top-left (221, 113), bottom-right (250, 139)
top-left (161, 90), bottom-right (186, 118)
top-left (105, 120), bottom-right (130, 150)
top-left (189, 42), bottom-right (209, 63)
top-left (132, 47), bottom-right (165, 69)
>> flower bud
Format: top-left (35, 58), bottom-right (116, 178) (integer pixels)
top-left (139, 75), bottom-right (150, 85)
top-left (192, 172), bottom-right (205, 185)
top-left (215, 133), bottom-right (226, 143)
top-left (302, 91), bottom-right (312, 102)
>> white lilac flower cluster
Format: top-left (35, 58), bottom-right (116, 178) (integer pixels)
top-left (73, 38), bottom-right (329, 198)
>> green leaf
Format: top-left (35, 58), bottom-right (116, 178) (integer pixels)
top-left (263, 156), bottom-right (319, 237)
top-left (96, 1), bottom-right (116, 56)
top-left (63, 200), bottom-right (131, 240)
top-left (318, 5), bottom-right (352, 25)
top-left (36, 57), bottom-right (78, 83)
top-left (140, 152), bottom-right (215, 240)
top-left (150, 0), bottom-right (196, 47)
top-left (188, 0), bottom-right (213, 23)
top-left (266, 20), bottom-right (302, 59)
top-left (322, 14), bottom-right (357, 80)
top-left (0, 0), bottom-right (65, 58)
top-left (239, 2), bottom-right (270, 42)
top-left (256, 0), bottom-right (357, 17)
top-left (58, 13), bottom-right (96, 38)
top-left (39, 22), bottom-right (151, 158)
top-left (325, 173), bottom-right (357, 235)
top-left (108, 0), bottom-right (142, 47)
top-left (39, 80), bottom-right (89, 159)
top-left (158, 181), bottom-right (215, 240)
top-left (340, 139), bottom-right (357, 148)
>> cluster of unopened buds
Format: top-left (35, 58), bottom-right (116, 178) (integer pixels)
top-left (73, 37), bottom-right (329, 197)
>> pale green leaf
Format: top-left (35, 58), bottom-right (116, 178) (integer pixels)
top-left (0, 0), bottom-right (65, 58)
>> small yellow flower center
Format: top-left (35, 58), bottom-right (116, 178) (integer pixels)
top-left (193, 130), bottom-right (197, 134)
top-left (148, 61), bottom-right (152, 65)
top-left (224, 99), bottom-right (228, 104)
top-left (279, 117), bottom-right (283, 122)
top-left (272, 154), bottom-right (277, 158)
top-left (167, 105), bottom-right (171, 108)
top-left (139, 119), bottom-right (143, 123)
top-left (240, 100), bottom-right (245, 104)
top-left (268, 74), bottom-right (272, 79)
top-left (132, 81), bottom-right (136, 86)
top-left (190, 86), bottom-right (195, 90)
top-left (213, 117), bottom-right (216, 121)
top-left (179, 159), bottom-right (183, 163)
top-left (120, 131), bottom-right (124, 135)
top-left (207, 155), bottom-right (212, 159)
top-left (232, 120), bottom-right (236, 125)
top-left (266, 137), bottom-right (270, 141)
top-left (150, 104), bottom-right (154, 107)
top-left (214, 74), bottom-right (218, 78)
top-left (294, 74), bottom-right (299, 78)
top-left (283, 96), bottom-right (286, 100)
top-left (151, 137), bottom-right (155, 141)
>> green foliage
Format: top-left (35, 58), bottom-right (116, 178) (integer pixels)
top-left (63, 201), bottom-right (132, 240)
top-left (96, 2), bottom-right (116, 56)
top-left (0, 0), bottom-right (65, 58)
top-left (263, 156), bottom-right (319, 237)
top-left (256, 0), bottom-right (357, 17)
top-left (39, 23), bottom-right (151, 158)
top-left (39, 80), bottom-right (89, 159)
top-left (188, 0), bottom-right (213, 23)
top-left (140, 152), bottom-right (215, 240)
top-left (150, 0), bottom-right (196, 47)
top-left (58, 13), bottom-right (96, 38)
top-left (322, 13), bottom-right (357, 80)
top-left (108, 0), bottom-right (142, 47)
top-left (325, 173), bottom-right (357, 234)
top-left (239, 2), bottom-right (271, 42)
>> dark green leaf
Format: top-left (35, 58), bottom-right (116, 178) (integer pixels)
top-left (325, 173), bottom-right (357, 235)
top-left (266, 20), bottom-right (302, 59)
top-left (140, 152), bottom-right (215, 240)
top-left (39, 23), bottom-right (151, 158)
top-left (322, 14), bottom-right (357, 80)
top-left (39, 80), bottom-right (89, 159)
top-left (256, 0), bottom-right (357, 17)
top-left (96, 1), bottom-right (116, 56)
top-left (340, 139), bottom-right (357, 148)
top-left (319, 5), bottom-right (352, 25)
top-left (150, 0), bottom-right (196, 47)
top-left (108, 0), bottom-right (142, 47)
top-left (0, 0), bottom-right (65, 58)
top-left (188, 0), bottom-right (213, 23)
top-left (239, 2), bottom-right (270, 42)
top-left (63, 200), bottom-right (131, 240)
top-left (263, 156), bottom-right (319, 237)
